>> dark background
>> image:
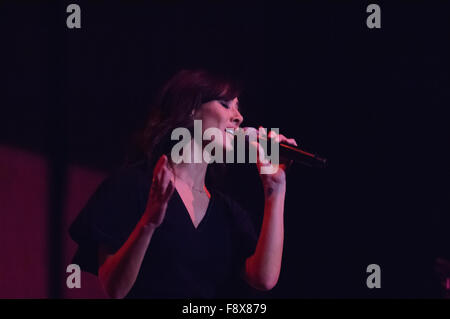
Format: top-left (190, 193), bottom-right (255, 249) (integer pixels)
top-left (1, 0), bottom-right (449, 298)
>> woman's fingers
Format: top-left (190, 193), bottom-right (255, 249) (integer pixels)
top-left (152, 155), bottom-right (175, 202)
top-left (159, 169), bottom-right (171, 193)
top-left (249, 140), bottom-right (270, 165)
top-left (145, 154), bottom-right (175, 227)
top-left (162, 178), bottom-right (175, 202)
top-left (258, 126), bottom-right (268, 138)
top-left (269, 131), bottom-right (298, 147)
top-left (263, 131), bottom-right (297, 173)
top-left (159, 163), bottom-right (174, 196)
top-left (153, 156), bottom-right (166, 184)
top-left (288, 138), bottom-right (298, 146)
top-left (267, 130), bottom-right (281, 143)
top-left (153, 154), bottom-right (167, 175)
top-left (279, 135), bottom-right (298, 147)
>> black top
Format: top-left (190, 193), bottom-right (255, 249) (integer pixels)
top-left (69, 160), bottom-right (258, 298)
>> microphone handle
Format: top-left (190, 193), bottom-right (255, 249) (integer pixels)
top-left (278, 142), bottom-right (328, 168)
top-left (256, 135), bottom-right (328, 168)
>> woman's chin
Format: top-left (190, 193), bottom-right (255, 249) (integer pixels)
top-left (224, 141), bottom-right (235, 153)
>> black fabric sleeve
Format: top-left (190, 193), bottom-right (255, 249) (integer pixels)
top-left (69, 166), bottom-right (148, 275)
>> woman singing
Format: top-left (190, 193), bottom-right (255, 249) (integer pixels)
top-left (69, 69), bottom-right (297, 298)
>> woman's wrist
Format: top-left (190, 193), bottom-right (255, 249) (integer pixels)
top-left (263, 182), bottom-right (286, 198)
top-left (140, 221), bottom-right (158, 233)
top-left (140, 205), bottom-right (165, 228)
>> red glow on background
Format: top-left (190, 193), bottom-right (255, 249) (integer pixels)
top-left (0, 146), bottom-right (49, 298)
top-left (62, 164), bottom-right (108, 298)
top-left (0, 145), bottom-right (110, 298)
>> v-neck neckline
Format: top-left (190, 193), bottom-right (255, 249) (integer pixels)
top-left (173, 188), bottom-right (213, 231)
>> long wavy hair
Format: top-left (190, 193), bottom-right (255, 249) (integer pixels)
top-left (127, 69), bottom-right (242, 184)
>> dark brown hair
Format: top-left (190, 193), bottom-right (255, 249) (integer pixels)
top-left (128, 68), bottom-right (242, 170)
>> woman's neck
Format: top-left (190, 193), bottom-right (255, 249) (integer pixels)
top-left (169, 137), bottom-right (210, 189)
top-left (171, 162), bottom-right (208, 189)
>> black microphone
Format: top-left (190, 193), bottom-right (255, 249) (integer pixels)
top-left (229, 127), bottom-right (328, 168)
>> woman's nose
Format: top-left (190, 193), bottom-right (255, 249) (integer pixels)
top-left (231, 109), bottom-right (243, 126)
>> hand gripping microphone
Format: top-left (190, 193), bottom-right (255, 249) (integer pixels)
top-left (227, 127), bottom-right (328, 168)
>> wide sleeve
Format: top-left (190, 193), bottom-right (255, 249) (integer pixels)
top-left (68, 166), bottom-right (149, 275)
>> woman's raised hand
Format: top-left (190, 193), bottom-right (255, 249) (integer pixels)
top-left (143, 155), bottom-right (175, 227)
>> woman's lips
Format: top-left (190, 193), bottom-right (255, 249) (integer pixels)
top-left (225, 128), bottom-right (235, 135)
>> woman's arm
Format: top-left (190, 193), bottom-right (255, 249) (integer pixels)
top-left (98, 219), bottom-right (157, 298)
top-left (98, 155), bottom-right (174, 298)
top-left (243, 183), bottom-right (286, 291)
top-left (243, 130), bottom-right (296, 291)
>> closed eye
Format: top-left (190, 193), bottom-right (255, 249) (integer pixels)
top-left (218, 100), bottom-right (230, 109)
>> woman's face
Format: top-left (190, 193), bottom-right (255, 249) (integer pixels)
top-left (194, 97), bottom-right (243, 152)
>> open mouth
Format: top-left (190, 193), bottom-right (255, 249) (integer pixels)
top-left (225, 128), bottom-right (235, 136)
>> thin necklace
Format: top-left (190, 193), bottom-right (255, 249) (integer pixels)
top-left (174, 174), bottom-right (206, 193)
